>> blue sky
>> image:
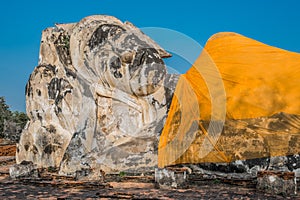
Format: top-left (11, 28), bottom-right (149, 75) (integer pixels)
top-left (0, 0), bottom-right (300, 111)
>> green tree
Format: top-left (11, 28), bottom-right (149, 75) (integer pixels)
top-left (0, 96), bottom-right (29, 141)
top-left (11, 111), bottom-right (29, 128)
top-left (0, 97), bottom-right (12, 137)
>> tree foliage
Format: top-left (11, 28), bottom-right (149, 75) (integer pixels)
top-left (0, 97), bottom-right (29, 141)
top-left (0, 97), bottom-right (12, 136)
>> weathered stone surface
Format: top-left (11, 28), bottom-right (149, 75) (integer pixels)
top-left (183, 155), bottom-right (300, 180)
top-left (155, 167), bottom-right (189, 189)
top-left (17, 15), bottom-right (178, 176)
top-left (16, 15), bottom-right (300, 182)
top-left (9, 161), bottom-right (39, 179)
top-left (257, 171), bottom-right (297, 196)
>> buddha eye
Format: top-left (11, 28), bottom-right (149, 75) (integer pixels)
top-left (121, 51), bottom-right (135, 64)
top-left (110, 56), bottom-right (122, 79)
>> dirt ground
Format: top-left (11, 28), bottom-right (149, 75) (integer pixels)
top-left (0, 176), bottom-right (297, 200)
top-left (0, 139), bottom-right (299, 199)
top-left (0, 143), bottom-right (16, 156)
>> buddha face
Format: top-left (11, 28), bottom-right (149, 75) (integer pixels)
top-left (85, 23), bottom-right (167, 96)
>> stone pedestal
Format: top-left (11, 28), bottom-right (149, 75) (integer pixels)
top-left (257, 171), bottom-right (297, 196)
top-left (155, 167), bottom-right (189, 189)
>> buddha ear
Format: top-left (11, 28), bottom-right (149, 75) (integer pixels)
top-left (124, 21), bottom-right (172, 58)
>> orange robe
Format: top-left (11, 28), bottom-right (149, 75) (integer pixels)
top-left (158, 32), bottom-right (300, 167)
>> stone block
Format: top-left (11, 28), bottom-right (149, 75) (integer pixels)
top-left (155, 167), bottom-right (189, 189)
top-left (9, 161), bottom-right (39, 179)
top-left (257, 171), bottom-right (297, 196)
